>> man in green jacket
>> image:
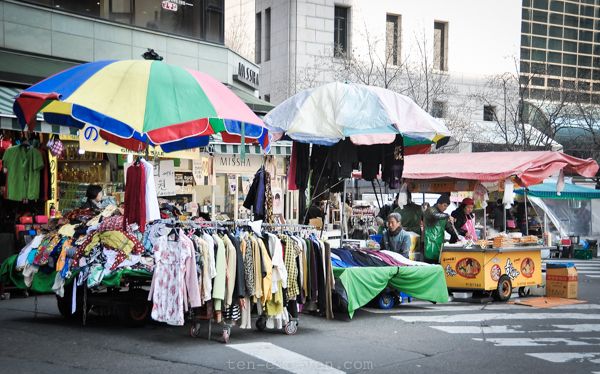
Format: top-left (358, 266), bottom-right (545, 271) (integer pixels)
top-left (423, 195), bottom-right (455, 264)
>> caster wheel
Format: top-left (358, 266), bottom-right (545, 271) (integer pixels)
top-left (518, 287), bottom-right (531, 298)
top-left (221, 328), bottom-right (230, 344)
top-left (190, 322), bottom-right (201, 338)
top-left (493, 275), bottom-right (513, 302)
top-left (284, 321), bottom-right (298, 335)
top-left (256, 317), bottom-right (267, 331)
top-left (378, 293), bottom-right (395, 309)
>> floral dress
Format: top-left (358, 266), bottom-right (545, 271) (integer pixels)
top-left (148, 232), bottom-right (201, 326)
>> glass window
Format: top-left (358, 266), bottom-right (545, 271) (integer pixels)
top-left (562, 79), bottom-right (575, 89)
top-left (523, 0), bottom-right (531, 6)
top-left (580, 18), bottom-right (593, 29)
top-left (549, 12), bottom-right (563, 25)
top-left (205, 0), bottom-right (224, 43)
top-left (563, 14), bottom-right (577, 27)
top-left (563, 53), bottom-right (576, 65)
top-left (522, 8), bottom-right (531, 20)
top-left (255, 12), bottom-right (261, 64)
top-left (578, 68), bottom-right (591, 80)
top-left (564, 1), bottom-right (578, 14)
top-left (593, 83), bottom-right (600, 92)
top-left (532, 23), bottom-right (547, 35)
top-left (532, 10), bottom-right (547, 22)
top-left (433, 21), bottom-right (448, 71)
top-left (547, 64), bottom-right (561, 76)
top-left (483, 105), bottom-right (496, 121)
top-left (521, 48), bottom-right (531, 60)
top-left (578, 81), bottom-right (590, 91)
top-left (549, 0), bottom-right (564, 12)
top-left (531, 62), bottom-right (545, 74)
top-left (577, 93), bottom-right (591, 103)
top-left (548, 38), bottom-right (562, 50)
top-left (593, 69), bottom-right (600, 81)
top-left (563, 66), bottom-right (576, 78)
top-left (579, 42), bottom-right (592, 54)
top-left (531, 77), bottom-right (545, 86)
top-left (521, 35), bottom-right (531, 47)
top-left (548, 78), bottom-right (560, 88)
top-left (532, 36), bottom-right (546, 48)
top-left (582, 5), bottom-right (594, 17)
top-left (563, 27), bottom-right (577, 40)
top-left (520, 61), bottom-right (530, 73)
top-left (521, 21), bottom-right (531, 33)
top-left (563, 40), bottom-right (577, 53)
top-left (578, 55), bottom-right (592, 67)
top-left (531, 89), bottom-right (546, 100)
top-left (579, 30), bottom-right (593, 42)
top-left (548, 51), bottom-right (561, 63)
top-left (431, 101), bottom-right (446, 118)
top-left (264, 8), bottom-right (271, 61)
top-left (386, 14), bottom-right (402, 65)
top-left (533, 0), bottom-right (548, 9)
top-left (549, 26), bottom-right (562, 37)
top-left (334, 6), bottom-right (349, 57)
top-left (532, 49), bottom-right (546, 62)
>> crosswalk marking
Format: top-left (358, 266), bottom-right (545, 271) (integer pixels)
top-left (430, 324), bottom-right (600, 334)
top-left (474, 337), bottom-right (600, 347)
top-left (392, 313), bottom-right (600, 323)
top-left (526, 352), bottom-right (600, 364)
top-left (586, 275), bottom-right (600, 278)
top-left (228, 342), bottom-right (345, 374)
top-left (365, 303), bottom-right (600, 314)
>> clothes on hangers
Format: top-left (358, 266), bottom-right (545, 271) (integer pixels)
top-left (124, 162), bottom-right (146, 232)
top-left (2, 143), bottom-right (45, 201)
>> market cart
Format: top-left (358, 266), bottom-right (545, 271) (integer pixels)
top-left (440, 244), bottom-right (548, 301)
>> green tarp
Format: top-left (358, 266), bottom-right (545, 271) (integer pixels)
top-left (333, 265), bottom-right (449, 318)
top-left (0, 255), bottom-right (151, 293)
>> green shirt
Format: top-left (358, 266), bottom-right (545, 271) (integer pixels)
top-left (2, 145), bottom-right (44, 201)
top-left (395, 203), bottom-right (422, 234)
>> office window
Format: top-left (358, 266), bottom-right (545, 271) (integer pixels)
top-left (334, 6), bottom-right (349, 57)
top-left (431, 101), bottom-right (446, 118)
top-left (265, 8), bottom-right (271, 61)
top-left (386, 14), bottom-right (401, 65)
top-left (205, 0), bottom-right (224, 43)
top-left (263, 94), bottom-right (270, 103)
top-left (255, 12), bottom-right (262, 63)
top-left (483, 105), bottom-right (496, 121)
top-left (433, 21), bottom-right (448, 71)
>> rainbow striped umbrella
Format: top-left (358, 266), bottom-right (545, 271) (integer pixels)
top-left (13, 60), bottom-right (270, 152)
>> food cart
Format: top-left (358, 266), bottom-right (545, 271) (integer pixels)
top-left (441, 241), bottom-right (547, 301)
top-left (403, 151), bottom-right (599, 302)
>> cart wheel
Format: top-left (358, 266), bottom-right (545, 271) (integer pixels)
top-left (518, 287), bottom-right (531, 298)
top-left (493, 275), bottom-right (513, 302)
top-left (190, 322), bottom-right (201, 338)
top-left (284, 321), bottom-right (298, 335)
top-left (221, 328), bottom-right (230, 344)
top-left (117, 303), bottom-right (150, 326)
top-left (256, 316), bottom-right (267, 331)
top-left (378, 293), bottom-right (395, 310)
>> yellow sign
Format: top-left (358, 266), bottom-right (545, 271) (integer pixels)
top-left (45, 151), bottom-right (59, 216)
top-left (78, 125), bottom-right (200, 160)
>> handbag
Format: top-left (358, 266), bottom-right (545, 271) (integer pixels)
top-left (47, 135), bottom-right (64, 157)
top-left (506, 219), bottom-right (516, 229)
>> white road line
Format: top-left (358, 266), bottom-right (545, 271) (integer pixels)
top-left (392, 313), bottom-right (600, 323)
top-left (228, 342), bottom-right (345, 374)
top-left (526, 352), bottom-right (600, 364)
top-left (586, 275), bottom-right (600, 278)
top-left (430, 324), bottom-right (600, 334)
top-left (578, 271), bottom-right (600, 274)
top-left (366, 303), bottom-right (600, 314)
top-left (474, 337), bottom-right (600, 346)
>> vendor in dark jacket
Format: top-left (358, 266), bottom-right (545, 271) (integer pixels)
top-left (80, 184), bottom-right (103, 213)
top-left (449, 198), bottom-right (476, 243)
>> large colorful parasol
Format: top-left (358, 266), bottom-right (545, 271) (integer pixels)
top-left (264, 82), bottom-right (451, 151)
top-left (13, 60), bottom-right (270, 152)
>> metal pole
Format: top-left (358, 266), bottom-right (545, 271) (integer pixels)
top-left (524, 190), bottom-right (529, 235)
top-left (342, 178), bottom-right (347, 240)
top-left (483, 208), bottom-right (487, 240)
top-left (503, 204), bottom-right (507, 232)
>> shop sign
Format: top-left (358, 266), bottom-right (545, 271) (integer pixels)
top-left (79, 125), bottom-right (200, 160)
top-left (192, 157), bottom-right (213, 185)
top-left (233, 62), bottom-right (259, 90)
top-left (214, 154), bottom-right (262, 174)
top-left (175, 172), bottom-right (194, 186)
top-left (162, 1), bottom-right (178, 11)
top-left (155, 160), bottom-right (177, 196)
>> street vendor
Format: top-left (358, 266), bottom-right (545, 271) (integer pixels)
top-left (381, 213), bottom-right (411, 257)
top-left (81, 184), bottom-right (103, 213)
top-left (423, 194), bottom-right (455, 263)
top-left (449, 198), bottom-right (478, 243)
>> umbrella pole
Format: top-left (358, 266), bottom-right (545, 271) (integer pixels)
top-left (524, 190), bottom-right (529, 235)
top-left (342, 178), bottom-right (347, 240)
top-left (483, 208), bottom-right (487, 240)
top-left (301, 152), bottom-right (329, 225)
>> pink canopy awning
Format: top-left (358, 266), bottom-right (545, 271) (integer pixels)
top-left (403, 151), bottom-right (599, 186)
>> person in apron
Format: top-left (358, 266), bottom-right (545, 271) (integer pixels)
top-left (450, 198), bottom-right (478, 243)
top-left (423, 195), bottom-right (455, 263)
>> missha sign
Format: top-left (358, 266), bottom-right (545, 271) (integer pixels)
top-left (234, 62), bottom-right (259, 89)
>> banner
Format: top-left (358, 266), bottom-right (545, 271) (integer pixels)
top-left (79, 125), bottom-right (200, 160)
top-left (155, 160), bottom-right (177, 196)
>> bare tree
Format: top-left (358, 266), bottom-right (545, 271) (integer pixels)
top-left (225, 14), bottom-right (253, 61)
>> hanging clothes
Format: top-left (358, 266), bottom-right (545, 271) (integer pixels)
top-left (243, 167), bottom-right (266, 220)
top-left (124, 162), bottom-right (147, 232)
top-left (140, 159), bottom-right (161, 222)
top-left (2, 144), bottom-right (45, 201)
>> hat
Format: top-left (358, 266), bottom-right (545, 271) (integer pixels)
top-left (462, 198), bottom-right (474, 206)
top-left (436, 195), bottom-right (451, 205)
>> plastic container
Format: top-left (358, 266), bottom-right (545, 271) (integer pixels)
top-left (370, 234), bottom-right (383, 244)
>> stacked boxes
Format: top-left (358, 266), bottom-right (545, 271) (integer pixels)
top-left (546, 262), bottom-right (578, 299)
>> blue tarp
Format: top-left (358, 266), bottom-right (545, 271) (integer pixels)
top-left (516, 182), bottom-right (600, 200)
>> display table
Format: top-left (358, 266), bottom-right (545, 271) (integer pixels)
top-left (332, 265), bottom-right (449, 318)
top-left (0, 255), bottom-right (151, 293)
top-left (440, 245), bottom-right (548, 301)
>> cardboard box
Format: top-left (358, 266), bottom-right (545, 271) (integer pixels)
top-left (546, 263), bottom-right (578, 299)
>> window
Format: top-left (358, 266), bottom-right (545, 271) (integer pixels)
top-left (483, 105), bottom-right (496, 121)
top-left (334, 6), bottom-right (349, 57)
top-left (255, 12), bottom-right (261, 63)
top-left (386, 14), bottom-right (401, 65)
top-left (431, 101), bottom-right (446, 118)
top-left (263, 94), bottom-right (270, 103)
top-left (205, 0), bottom-right (224, 43)
top-left (433, 21), bottom-right (448, 71)
top-left (265, 8), bottom-right (271, 61)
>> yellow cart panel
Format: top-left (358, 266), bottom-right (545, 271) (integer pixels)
top-left (441, 246), bottom-right (544, 291)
